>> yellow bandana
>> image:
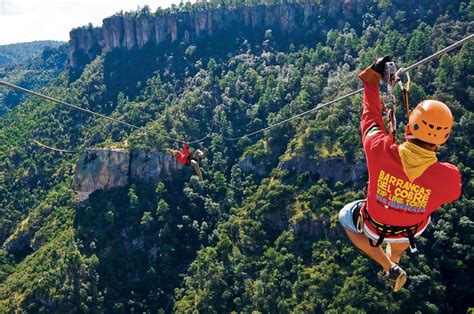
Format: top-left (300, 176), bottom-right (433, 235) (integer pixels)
top-left (398, 142), bottom-right (437, 182)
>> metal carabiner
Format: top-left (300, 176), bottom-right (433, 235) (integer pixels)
top-left (383, 62), bottom-right (399, 141)
top-left (384, 61), bottom-right (397, 84)
top-left (396, 68), bottom-right (411, 120)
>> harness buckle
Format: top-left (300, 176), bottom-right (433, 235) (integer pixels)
top-left (362, 204), bottom-right (421, 253)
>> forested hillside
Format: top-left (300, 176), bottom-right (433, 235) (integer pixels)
top-left (0, 1), bottom-right (472, 312)
top-left (0, 41), bottom-right (63, 66)
top-left (0, 43), bottom-right (67, 115)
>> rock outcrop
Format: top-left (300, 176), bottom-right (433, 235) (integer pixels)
top-left (68, 2), bottom-right (447, 77)
top-left (130, 150), bottom-right (180, 182)
top-left (68, 26), bottom-right (102, 68)
top-left (74, 149), bottom-right (130, 203)
top-left (277, 155), bottom-right (366, 184)
top-left (74, 148), bottom-right (182, 203)
top-left (239, 155), bottom-right (268, 177)
top-left (68, 2), bottom-right (367, 70)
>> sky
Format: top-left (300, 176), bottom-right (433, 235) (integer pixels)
top-left (0, 0), bottom-right (180, 45)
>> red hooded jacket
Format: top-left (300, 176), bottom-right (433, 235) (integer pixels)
top-left (175, 143), bottom-right (190, 165)
top-left (361, 69), bottom-right (461, 235)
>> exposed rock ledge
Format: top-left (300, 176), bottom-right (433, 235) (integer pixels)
top-left (239, 155), bottom-right (268, 177)
top-left (74, 148), bottom-right (183, 203)
top-left (277, 155), bottom-right (366, 184)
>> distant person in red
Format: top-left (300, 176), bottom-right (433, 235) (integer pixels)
top-left (339, 56), bottom-right (462, 292)
top-left (172, 143), bottom-right (204, 181)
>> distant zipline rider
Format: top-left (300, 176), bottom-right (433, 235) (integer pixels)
top-left (339, 56), bottom-right (462, 292)
top-left (172, 142), bottom-right (205, 181)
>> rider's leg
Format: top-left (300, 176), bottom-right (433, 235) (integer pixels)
top-left (386, 242), bottom-right (410, 264)
top-left (339, 201), bottom-right (394, 272)
top-left (344, 228), bottom-right (394, 272)
top-left (190, 160), bottom-right (203, 181)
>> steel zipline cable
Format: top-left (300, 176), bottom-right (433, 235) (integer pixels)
top-left (221, 88), bottom-right (364, 141)
top-left (32, 139), bottom-right (78, 154)
top-left (0, 34), bottom-right (472, 144)
top-left (0, 81), bottom-right (211, 145)
top-left (222, 33), bottom-right (473, 141)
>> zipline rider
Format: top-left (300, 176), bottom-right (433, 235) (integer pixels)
top-left (172, 142), bottom-right (205, 181)
top-left (339, 56), bottom-right (462, 292)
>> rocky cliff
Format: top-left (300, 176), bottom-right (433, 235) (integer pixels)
top-left (74, 149), bottom-right (130, 203)
top-left (74, 148), bottom-right (183, 203)
top-left (68, 26), bottom-right (102, 69)
top-left (68, 2), bottom-right (367, 71)
top-left (67, 1), bottom-right (446, 78)
top-left (239, 155), bottom-right (268, 177)
top-left (277, 155), bottom-right (366, 184)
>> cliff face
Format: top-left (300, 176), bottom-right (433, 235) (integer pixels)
top-left (68, 26), bottom-right (102, 68)
top-left (74, 149), bottom-right (130, 203)
top-left (130, 150), bottom-right (180, 181)
top-left (277, 155), bottom-right (366, 184)
top-left (74, 148), bottom-right (183, 203)
top-left (67, 1), bottom-right (445, 79)
top-left (239, 155), bottom-right (268, 177)
top-left (68, 2), bottom-right (367, 70)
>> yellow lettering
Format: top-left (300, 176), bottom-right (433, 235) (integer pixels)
top-left (396, 179), bottom-right (404, 188)
top-left (395, 188), bottom-right (409, 199)
top-left (377, 180), bottom-right (384, 189)
top-left (378, 180), bottom-right (392, 193)
top-left (389, 176), bottom-right (397, 185)
top-left (413, 193), bottom-right (423, 203)
top-left (422, 194), bottom-right (430, 203)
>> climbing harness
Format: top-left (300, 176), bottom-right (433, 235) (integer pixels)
top-left (362, 205), bottom-right (421, 253)
top-left (352, 200), bottom-right (365, 233)
top-left (352, 200), bottom-right (420, 253)
top-left (360, 62), bottom-right (421, 251)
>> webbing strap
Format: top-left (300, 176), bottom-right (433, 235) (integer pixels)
top-left (402, 88), bottom-right (410, 120)
top-left (362, 206), bottom-right (420, 253)
top-left (369, 235), bottom-right (385, 248)
top-left (395, 69), bottom-right (411, 120)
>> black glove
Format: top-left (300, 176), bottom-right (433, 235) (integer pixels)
top-left (371, 56), bottom-right (392, 76)
top-left (373, 56), bottom-right (396, 83)
top-left (358, 56), bottom-right (394, 84)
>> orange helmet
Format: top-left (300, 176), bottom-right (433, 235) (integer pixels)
top-left (407, 100), bottom-right (453, 145)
